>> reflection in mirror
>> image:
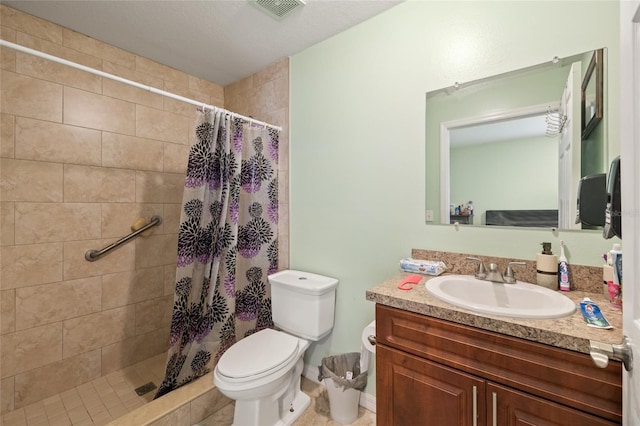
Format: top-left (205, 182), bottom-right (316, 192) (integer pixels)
top-left (425, 49), bottom-right (609, 230)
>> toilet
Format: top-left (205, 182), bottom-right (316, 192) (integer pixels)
top-left (213, 270), bottom-right (338, 426)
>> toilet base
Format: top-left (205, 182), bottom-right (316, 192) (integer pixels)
top-left (229, 358), bottom-right (310, 426)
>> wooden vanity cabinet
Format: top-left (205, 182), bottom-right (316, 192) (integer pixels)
top-left (376, 304), bottom-right (622, 426)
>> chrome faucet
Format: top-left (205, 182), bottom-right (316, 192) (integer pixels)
top-left (466, 257), bottom-right (526, 284)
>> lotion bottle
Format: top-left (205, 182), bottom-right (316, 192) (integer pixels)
top-left (558, 240), bottom-right (571, 291)
top-left (536, 242), bottom-right (558, 290)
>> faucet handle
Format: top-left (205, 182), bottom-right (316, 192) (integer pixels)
top-left (466, 257), bottom-right (487, 279)
top-left (504, 261), bottom-right (526, 284)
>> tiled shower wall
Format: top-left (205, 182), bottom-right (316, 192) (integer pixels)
top-left (0, 4), bottom-right (290, 414)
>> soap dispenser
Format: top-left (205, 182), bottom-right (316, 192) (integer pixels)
top-left (536, 242), bottom-right (558, 290)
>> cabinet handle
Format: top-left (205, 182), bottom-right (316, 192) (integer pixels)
top-left (492, 392), bottom-right (497, 426)
top-left (472, 385), bottom-right (477, 426)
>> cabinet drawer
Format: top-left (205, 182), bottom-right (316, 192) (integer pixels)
top-left (376, 304), bottom-right (622, 423)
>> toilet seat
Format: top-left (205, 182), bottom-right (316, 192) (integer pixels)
top-left (216, 328), bottom-right (299, 383)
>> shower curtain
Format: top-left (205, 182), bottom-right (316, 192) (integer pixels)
top-left (156, 110), bottom-right (279, 397)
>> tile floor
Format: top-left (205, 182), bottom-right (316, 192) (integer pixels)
top-left (198, 377), bottom-right (376, 426)
top-left (1, 357), bottom-right (375, 426)
top-left (1, 354), bottom-right (167, 426)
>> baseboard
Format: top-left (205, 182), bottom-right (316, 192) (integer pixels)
top-left (302, 364), bottom-right (376, 413)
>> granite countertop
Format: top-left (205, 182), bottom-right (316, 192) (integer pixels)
top-left (366, 273), bottom-right (624, 354)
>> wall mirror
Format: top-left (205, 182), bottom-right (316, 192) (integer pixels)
top-left (425, 48), bottom-right (609, 231)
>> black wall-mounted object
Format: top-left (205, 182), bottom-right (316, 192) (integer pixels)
top-left (603, 156), bottom-right (621, 239)
top-left (576, 173), bottom-right (606, 227)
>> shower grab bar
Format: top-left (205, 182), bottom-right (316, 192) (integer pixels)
top-left (85, 216), bottom-right (162, 262)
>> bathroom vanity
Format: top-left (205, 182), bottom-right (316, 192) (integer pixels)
top-left (367, 274), bottom-right (622, 426)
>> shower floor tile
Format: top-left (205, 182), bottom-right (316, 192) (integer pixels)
top-left (1, 353), bottom-right (167, 426)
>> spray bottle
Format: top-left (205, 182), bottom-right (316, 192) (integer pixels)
top-left (558, 240), bottom-right (570, 291)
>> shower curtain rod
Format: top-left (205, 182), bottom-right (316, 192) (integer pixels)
top-left (0, 39), bottom-right (282, 131)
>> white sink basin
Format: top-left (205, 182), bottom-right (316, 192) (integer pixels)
top-left (425, 275), bottom-right (576, 319)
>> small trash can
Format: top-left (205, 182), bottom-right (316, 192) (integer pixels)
top-left (318, 352), bottom-right (368, 424)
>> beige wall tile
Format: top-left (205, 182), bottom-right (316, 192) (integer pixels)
top-left (101, 330), bottom-right (167, 374)
top-left (63, 238), bottom-right (135, 281)
top-left (253, 58), bottom-right (289, 87)
top-left (0, 5), bottom-right (63, 44)
top-left (0, 27), bottom-right (17, 72)
top-left (14, 203), bottom-right (102, 244)
top-left (15, 277), bottom-right (102, 330)
top-left (162, 203), bottom-right (181, 236)
top-left (1, 158), bottom-right (63, 202)
top-left (14, 350), bottom-right (101, 409)
top-left (163, 97), bottom-right (202, 118)
top-left (1, 376), bottom-right (15, 413)
top-left (1, 113), bottom-right (15, 158)
top-left (15, 117), bottom-right (102, 165)
top-left (189, 388), bottom-right (229, 424)
top-left (102, 132), bottom-right (164, 172)
top-left (0, 70), bottom-right (63, 122)
top-left (63, 87), bottom-right (135, 135)
top-left (1, 322), bottom-right (62, 378)
top-left (102, 267), bottom-right (164, 310)
top-left (1, 202), bottom-right (15, 246)
top-left (1, 242), bottom-right (63, 289)
top-left (163, 142), bottom-right (189, 174)
top-left (135, 105), bottom-right (190, 145)
top-left (16, 52), bottom-right (102, 93)
top-left (100, 336), bottom-right (137, 375)
top-left (148, 403), bottom-right (190, 426)
top-left (102, 78), bottom-right (164, 109)
top-left (189, 76), bottom-right (224, 105)
top-left (1, 289), bottom-right (16, 334)
top-left (62, 28), bottom-right (136, 69)
top-left (101, 203), bottom-right (164, 239)
top-left (135, 171), bottom-right (184, 204)
top-left (164, 265), bottom-right (177, 296)
top-left (15, 31), bottom-right (103, 71)
top-left (135, 295), bottom-right (172, 335)
top-left (135, 56), bottom-right (188, 88)
top-left (102, 60), bottom-right (164, 89)
top-left (64, 164), bottom-right (136, 203)
top-left (62, 306), bottom-right (135, 358)
top-left (131, 328), bottom-right (168, 365)
top-left (135, 234), bottom-right (178, 269)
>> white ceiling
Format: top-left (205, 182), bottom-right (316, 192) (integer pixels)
top-left (4, 0), bottom-right (404, 87)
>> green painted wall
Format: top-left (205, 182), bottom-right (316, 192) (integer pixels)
top-left (450, 135), bottom-right (558, 225)
top-left (290, 1), bottom-right (620, 397)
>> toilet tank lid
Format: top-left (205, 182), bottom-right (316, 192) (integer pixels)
top-left (268, 270), bottom-right (338, 295)
top-left (217, 329), bottom-right (299, 379)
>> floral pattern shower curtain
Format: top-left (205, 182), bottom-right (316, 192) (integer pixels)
top-left (156, 110), bottom-right (279, 397)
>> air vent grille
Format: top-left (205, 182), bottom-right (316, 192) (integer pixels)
top-left (250, 0), bottom-right (306, 20)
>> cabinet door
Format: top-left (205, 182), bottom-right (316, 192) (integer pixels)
top-left (378, 345), bottom-right (486, 426)
top-left (487, 383), bottom-right (618, 426)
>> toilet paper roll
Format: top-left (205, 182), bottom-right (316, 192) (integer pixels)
top-left (361, 320), bottom-right (376, 354)
top-left (360, 321), bottom-right (376, 373)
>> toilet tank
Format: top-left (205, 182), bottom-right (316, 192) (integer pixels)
top-left (269, 270), bottom-right (338, 341)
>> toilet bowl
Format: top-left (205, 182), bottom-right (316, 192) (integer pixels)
top-left (214, 328), bottom-right (310, 425)
top-left (213, 270), bottom-right (338, 426)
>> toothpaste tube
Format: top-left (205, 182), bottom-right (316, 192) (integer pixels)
top-left (400, 258), bottom-right (446, 276)
top-left (579, 298), bottom-right (613, 329)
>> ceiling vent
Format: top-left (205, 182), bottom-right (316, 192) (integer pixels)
top-left (250, 0), bottom-right (306, 20)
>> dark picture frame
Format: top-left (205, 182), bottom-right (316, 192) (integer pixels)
top-left (581, 49), bottom-right (604, 139)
